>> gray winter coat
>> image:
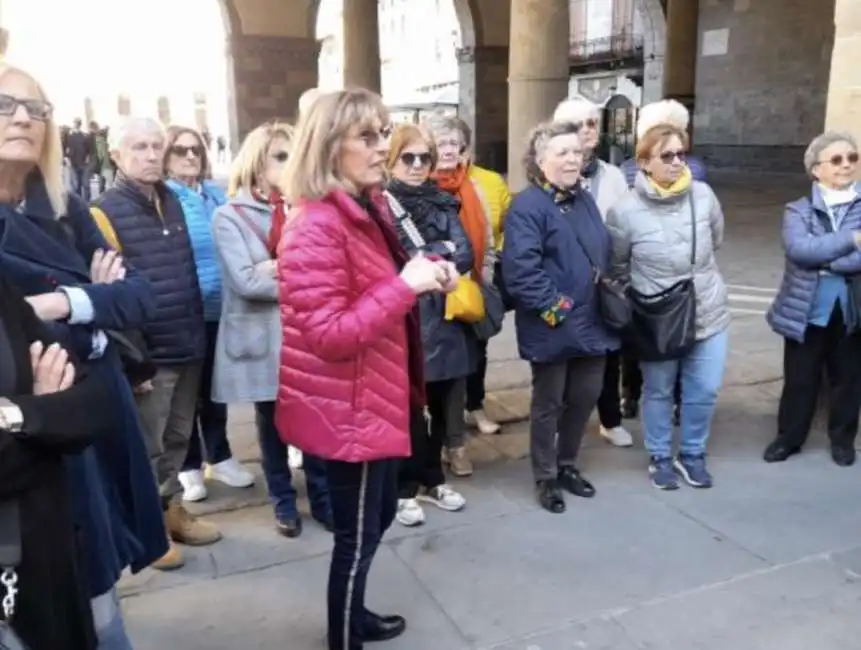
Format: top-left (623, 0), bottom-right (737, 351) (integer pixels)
top-left (606, 172), bottom-right (730, 341)
top-left (210, 191), bottom-right (280, 404)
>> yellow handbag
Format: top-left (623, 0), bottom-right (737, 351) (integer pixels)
top-left (445, 273), bottom-right (486, 323)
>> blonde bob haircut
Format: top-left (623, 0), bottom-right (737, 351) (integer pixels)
top-left (280, 88), bottom-right (389, 204)
top-left (227, 121), bottom-right (294, 197)
top-left (386, 123), bottom-right (438, 171)
top-left (0, 64), bottom-right (65, 216)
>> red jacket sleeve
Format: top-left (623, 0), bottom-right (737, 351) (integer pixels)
top-left (279, 206), bottom-right (417, 362)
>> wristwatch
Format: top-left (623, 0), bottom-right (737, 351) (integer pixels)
top-left (0, 398), bottom-right (24, 433)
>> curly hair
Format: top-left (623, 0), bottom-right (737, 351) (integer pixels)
top-left (522, 120), bottom-right (581, 185)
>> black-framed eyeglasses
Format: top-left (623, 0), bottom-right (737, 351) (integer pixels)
top-left (821, 152), bottom-right (860, 166)
top-left (171, 144), bottom-right (202, 158)
top-left (0, 93), bottom-right (53, 121)
top-left (658, 149), bottom-right (687, 164)
top-left (400, 152), bottom-right (432, 167)
top-left (271, 151), bottom-right (289, 163)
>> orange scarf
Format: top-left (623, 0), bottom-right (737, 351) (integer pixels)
top-left (434, 165), bottom-right (486, 279)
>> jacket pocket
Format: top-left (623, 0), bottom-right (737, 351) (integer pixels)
top-left (224, 314), bottom-right (270, 360)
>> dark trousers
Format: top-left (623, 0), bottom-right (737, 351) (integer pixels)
top-left (70, 165), bottom-right (90, 200)
top-left (776, 307), bottom-right (861, 450)
top-left (530, 356), bottom-right (606, 481)
top-left (327, 459), bottom-right (399, 650)
top-left (398, 408), bottom-right (446, 498)
top-left (428, 378), bottom-right (467, 450)
top-left (621, 344), bottom-right (682, 405)
top-left (255, 401), bottom-right (331, 522)
top-left (597, 350), bottom-right (623, 428)
top-left (183, 321), bottom-right (231, 470)
top-left (465, 339), bottom-right (488, 411)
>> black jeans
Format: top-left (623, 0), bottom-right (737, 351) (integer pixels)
top-left (428, 378), bottom-right (467, 450)
top-left (465, 339), bottom-right (488, 411)
top-left (183, 321), bottom-right (231, 470)
top-left (621, 343), bottom-right (681, 406)
top-left (255, 401), bottom-right (330, 522)
top-left (398, 408), bottom-right (446, 498)
top-left (327, 459), bottom-right (399, 650)
top-left (597, 350), bottom-right (623, 428)
top-left (776, 306), bottom-right (861, 449)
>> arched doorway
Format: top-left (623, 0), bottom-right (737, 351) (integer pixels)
top-left (635, 0), bottom-right (667, 104)
top-left (601, 93), bottom-right (637, 164)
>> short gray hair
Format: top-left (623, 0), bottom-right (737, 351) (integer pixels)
top-left (804, 131), bottom-right (858, 175)
top-left (423, 114), bottom-right (464, 143)
top-left (553, 96), bottom-right (600, 125)
top-left (523, 120), bottom-right (581, 185)
top-left (108, 116), bottom-right (165, 151)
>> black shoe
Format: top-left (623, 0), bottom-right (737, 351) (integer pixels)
top-left (557, 466), bottom-right (596, 498)
top-left (536, 479), bottom-right (566, 513)
top-left (362, 609), bottom-right (406, 642)
top-left (621, 398), bottom-right (639, 419)
top-left (276, 517), bottom-right (303, 538)
top-left (831, 445), bottom-right (856, 467)
top-left (763, 439), bottom-right (802, 463)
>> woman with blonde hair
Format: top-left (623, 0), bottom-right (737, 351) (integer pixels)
top-left (211, 121), bottom-right (331, 538)
top-left (276, 89), bottom-right (456, 650)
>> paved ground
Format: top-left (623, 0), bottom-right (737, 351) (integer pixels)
top-left (119, 175), bottom-right (861, 650)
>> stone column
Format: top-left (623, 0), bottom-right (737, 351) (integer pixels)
top-left (458, 45), bottom-right (509, 172)
top-left (342, 0), bottom-right (381, 93)
top-left (825, 0), bottom-right (861, 148)
top-left (662, 0), bottom-right (699, 118)
top-left (507, 0), bottom-right (570, 191)
top-left (229, 35), bottom-right (319, 141)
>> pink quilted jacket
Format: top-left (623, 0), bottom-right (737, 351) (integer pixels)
top-left (275, 189), bottom-right (417, 462)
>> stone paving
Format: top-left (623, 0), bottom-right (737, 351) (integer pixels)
top-left (119, 175), bottom-right (861, 649)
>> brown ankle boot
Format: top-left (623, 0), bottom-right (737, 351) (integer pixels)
top-left (165, 503), bottom-right (222, 546)
top-left (150, 539), bottom-right (184, 571)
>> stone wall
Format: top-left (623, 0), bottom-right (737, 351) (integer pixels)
top-left (693, 0), bottom-right (835, 171)
top-left (459, 45), bottom-right (509, 173)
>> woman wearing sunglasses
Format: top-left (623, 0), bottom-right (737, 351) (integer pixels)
top-left (764, 132), bottom-right (861, 467)
top-left (164, 126), bottom-right (256, 503)
top-left (606, 100), bottom-right (729, 491)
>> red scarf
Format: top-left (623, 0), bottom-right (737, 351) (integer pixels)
top-left (263, 190), bottom-right (287, 257)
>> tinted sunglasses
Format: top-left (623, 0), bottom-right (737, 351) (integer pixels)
top-left (658, 149), bottom-right (687, 164)
top-left (0, 93), bottom-right (53, 121)
top-left (359, 125), bottom-right (393, 148)
top-left (400, 152), bottom-right (432, 167)
top-left (822, 152), bottom-right (860, 166)
top-left (171, 144), bottom-right (202, 158)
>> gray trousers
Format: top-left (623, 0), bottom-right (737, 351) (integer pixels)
top-left (529, 356), bottom-right (606, 481)
top-left (136, 363), bottom-right (203, 502)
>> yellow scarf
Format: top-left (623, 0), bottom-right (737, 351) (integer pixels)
top-left (647, 165), bottom-right (692, 197)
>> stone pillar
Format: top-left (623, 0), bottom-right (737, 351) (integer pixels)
top-left (662, 0), bottom-right (699, 118)
top-left (825, 0), bottom-right (861, 148)
top-left (229, 35), bottom-right (319, 140)
top-left (342, 0), bottom-right (381, 92)
top-left (458, 45), bottom-right (509, 173)
top-left (507, 0), bottom-right (570, 191)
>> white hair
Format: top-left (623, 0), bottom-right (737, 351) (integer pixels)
top-left (298, 88), bottom-right (324, 116)
top-left (108, 116), bottom-right (166, 151)
top-left (636, 99), bottom-right (690, 140)
top-left (553, 97), bottom-right (600, 125)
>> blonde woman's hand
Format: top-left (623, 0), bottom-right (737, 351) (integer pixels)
top-left (436, 261), bottom-right (460, 294)
top-left (30, 342), bottom-right (75, 395)
top-left (256, 260), bottom-right (277, 278)
top-left (400, 255), bottom-right (444, 294)
top-left (91, 249), bottom-right (126, 284)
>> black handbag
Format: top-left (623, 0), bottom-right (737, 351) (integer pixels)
top-left (626, 194), bottom-right (698, 362)
top-left (0, 501), bottom-right (30, 650)
top-left (473, 280), bottom-right (506, 341)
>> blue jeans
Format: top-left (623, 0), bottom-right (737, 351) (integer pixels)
top-left (92, 588), bottom-right (133, 650)
top-left (641, 329), bottom-right (728, 459)
top-left (255, 401), bottom-right (330, 522)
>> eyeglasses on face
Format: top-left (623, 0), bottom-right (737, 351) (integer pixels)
top-left (657, 149), bottom-right (687, 164)
top-left (400, 152), bottom-right (432, 167)
top-left (359, 125), bottom-right (393, 148)
top-left (0, 93), bottom-right (53, 121)
top-left (821, 152), bottom-right (860, 166)
top-left (171, 144), bottom-right (202, 158)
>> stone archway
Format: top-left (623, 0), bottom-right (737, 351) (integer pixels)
top-left (636, 0), bottom-right (667, 104)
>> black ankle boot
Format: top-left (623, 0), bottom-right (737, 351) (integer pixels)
top-left (557, 467), bottom-right (596, 498)
top-left (536, 479), bottom-right (565, 513)
top-left (362, 608), bottom-right (406, 641)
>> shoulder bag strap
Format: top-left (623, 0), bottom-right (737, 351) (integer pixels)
top-left (688, 191), bottom-right (697, 273)
top-left (233, 205), bottom-right (271, 253)
top-left (384, 192), bottom-right (427, 249)
top-left (0, 499), bottom-right (21, 622)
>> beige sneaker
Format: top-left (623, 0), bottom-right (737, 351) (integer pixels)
top-left (465, 409), bottom-right (501, 435)
top-left (165, 503), bottom-right (222, 546)
top-left (446, 446), bottom-right (473, 477)
top-left (150, 540), bottom-right (184, 571)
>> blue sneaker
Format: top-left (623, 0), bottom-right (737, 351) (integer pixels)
top-left (648, 457), bottom-right (679, 490)
top-left (673, 454), bottom-right (713, 488)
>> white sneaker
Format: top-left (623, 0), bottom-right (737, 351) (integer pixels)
top-left (599, 425), bottom-right (634, 448)
top-left (288, 446), bottom-right (304, 470)
top-left (396, 498), bottom-right (425, 527)
top-left (465, 408), bottom-right (501, 435)
top-left (417, 484), bottom-right (466, 511)
top-left (206, 457), bottom-right (255, 488)
top-left (178, 469), bottom-right (207, 502)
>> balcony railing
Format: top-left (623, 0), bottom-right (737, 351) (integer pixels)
top-left (569, 32), bottom-right (644, 65)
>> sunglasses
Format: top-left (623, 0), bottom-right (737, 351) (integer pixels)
top-left (271, 151), bottom-right (289, 163)
top-left (657, 149), bottom-right (687, 164)
top-left (171, 144), bottom-right (202, 158)
top-left (0, 93), bottom-right (53, 121)
top-left (821, 152), bottom-right (860, 166)
top-left (359, 125), bottom-right (393, 148)
top-left (400, 152), bottom-right (432, 167)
